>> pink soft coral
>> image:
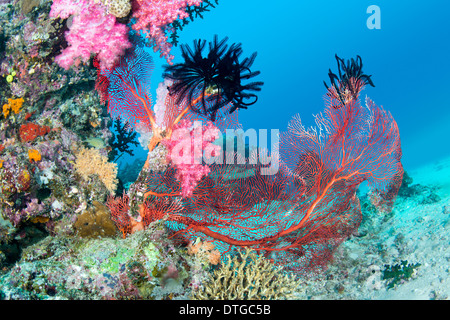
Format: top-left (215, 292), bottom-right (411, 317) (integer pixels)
top-left (49, 0), bottom-right (86, 18)
top-left (164, 119), bottom-right (221, 198)
top-left (132, 0), bottom-right (203, 64)
top-left (50, 0), bottom-right (132, 70)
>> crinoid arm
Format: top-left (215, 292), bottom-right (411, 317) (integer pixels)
top-left (163, 35), bottom-right (264, 121)
top-left (324, 54), bottom-right (375, 108)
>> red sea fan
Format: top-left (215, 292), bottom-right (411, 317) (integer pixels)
top-left (106, 93), bottom-right (402, 275)
top-left (165, 95), bottom-right (402, 274)
top-left (104, 47), bottom-right (155, 129)
top-left (103, 44), bottom-right (402, 275)
top-left (106, 192), bottom-right (132, 238)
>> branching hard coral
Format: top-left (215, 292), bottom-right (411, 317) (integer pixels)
top-left (74, 147), bottom-right (118, 193)
top-left (192, 248), bottom-right (303, 299)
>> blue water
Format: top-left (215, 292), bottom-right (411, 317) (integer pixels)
top-left (126, 0), bottom-right (450, 172)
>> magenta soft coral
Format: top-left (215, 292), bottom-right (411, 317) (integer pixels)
top-left (132, 0), bottom-right (203, 64)
top-left (163, 118), bottom-right (221, 198)
top-left (50, 0), bottom-right (132, 70)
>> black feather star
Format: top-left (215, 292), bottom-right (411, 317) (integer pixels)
top-left (163, 35), bottom-right (264, 121)
top-left (324, 54), bottom-right (375, 108)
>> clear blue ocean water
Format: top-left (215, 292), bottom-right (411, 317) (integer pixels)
top-left (129, 0), bottom-right (450, 172)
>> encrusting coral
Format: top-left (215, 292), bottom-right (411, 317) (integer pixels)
top-left (101, 0), bottom-right (132, 18)
top-left (74, 201), bottom-right (118, 238)
top-left (191, 248), bottom-right (303, 300)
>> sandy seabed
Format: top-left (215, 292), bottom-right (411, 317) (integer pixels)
top-left (297, 156), bottom-right (450, 300)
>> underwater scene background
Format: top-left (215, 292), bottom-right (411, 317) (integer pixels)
top-left (0, 0), bottom-right (449, 301)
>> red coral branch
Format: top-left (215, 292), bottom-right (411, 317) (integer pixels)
top-left (106, 192), bottom-right (132, 238)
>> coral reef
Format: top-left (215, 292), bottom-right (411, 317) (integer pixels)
top-left (0, 0), bottom-right (117, 238)
top-left (0, 225), bottom-right (207, 299)
top-left (102, 45), bottom-right (401, 279)
top-left (0, 0), bottom-right (408, 302)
